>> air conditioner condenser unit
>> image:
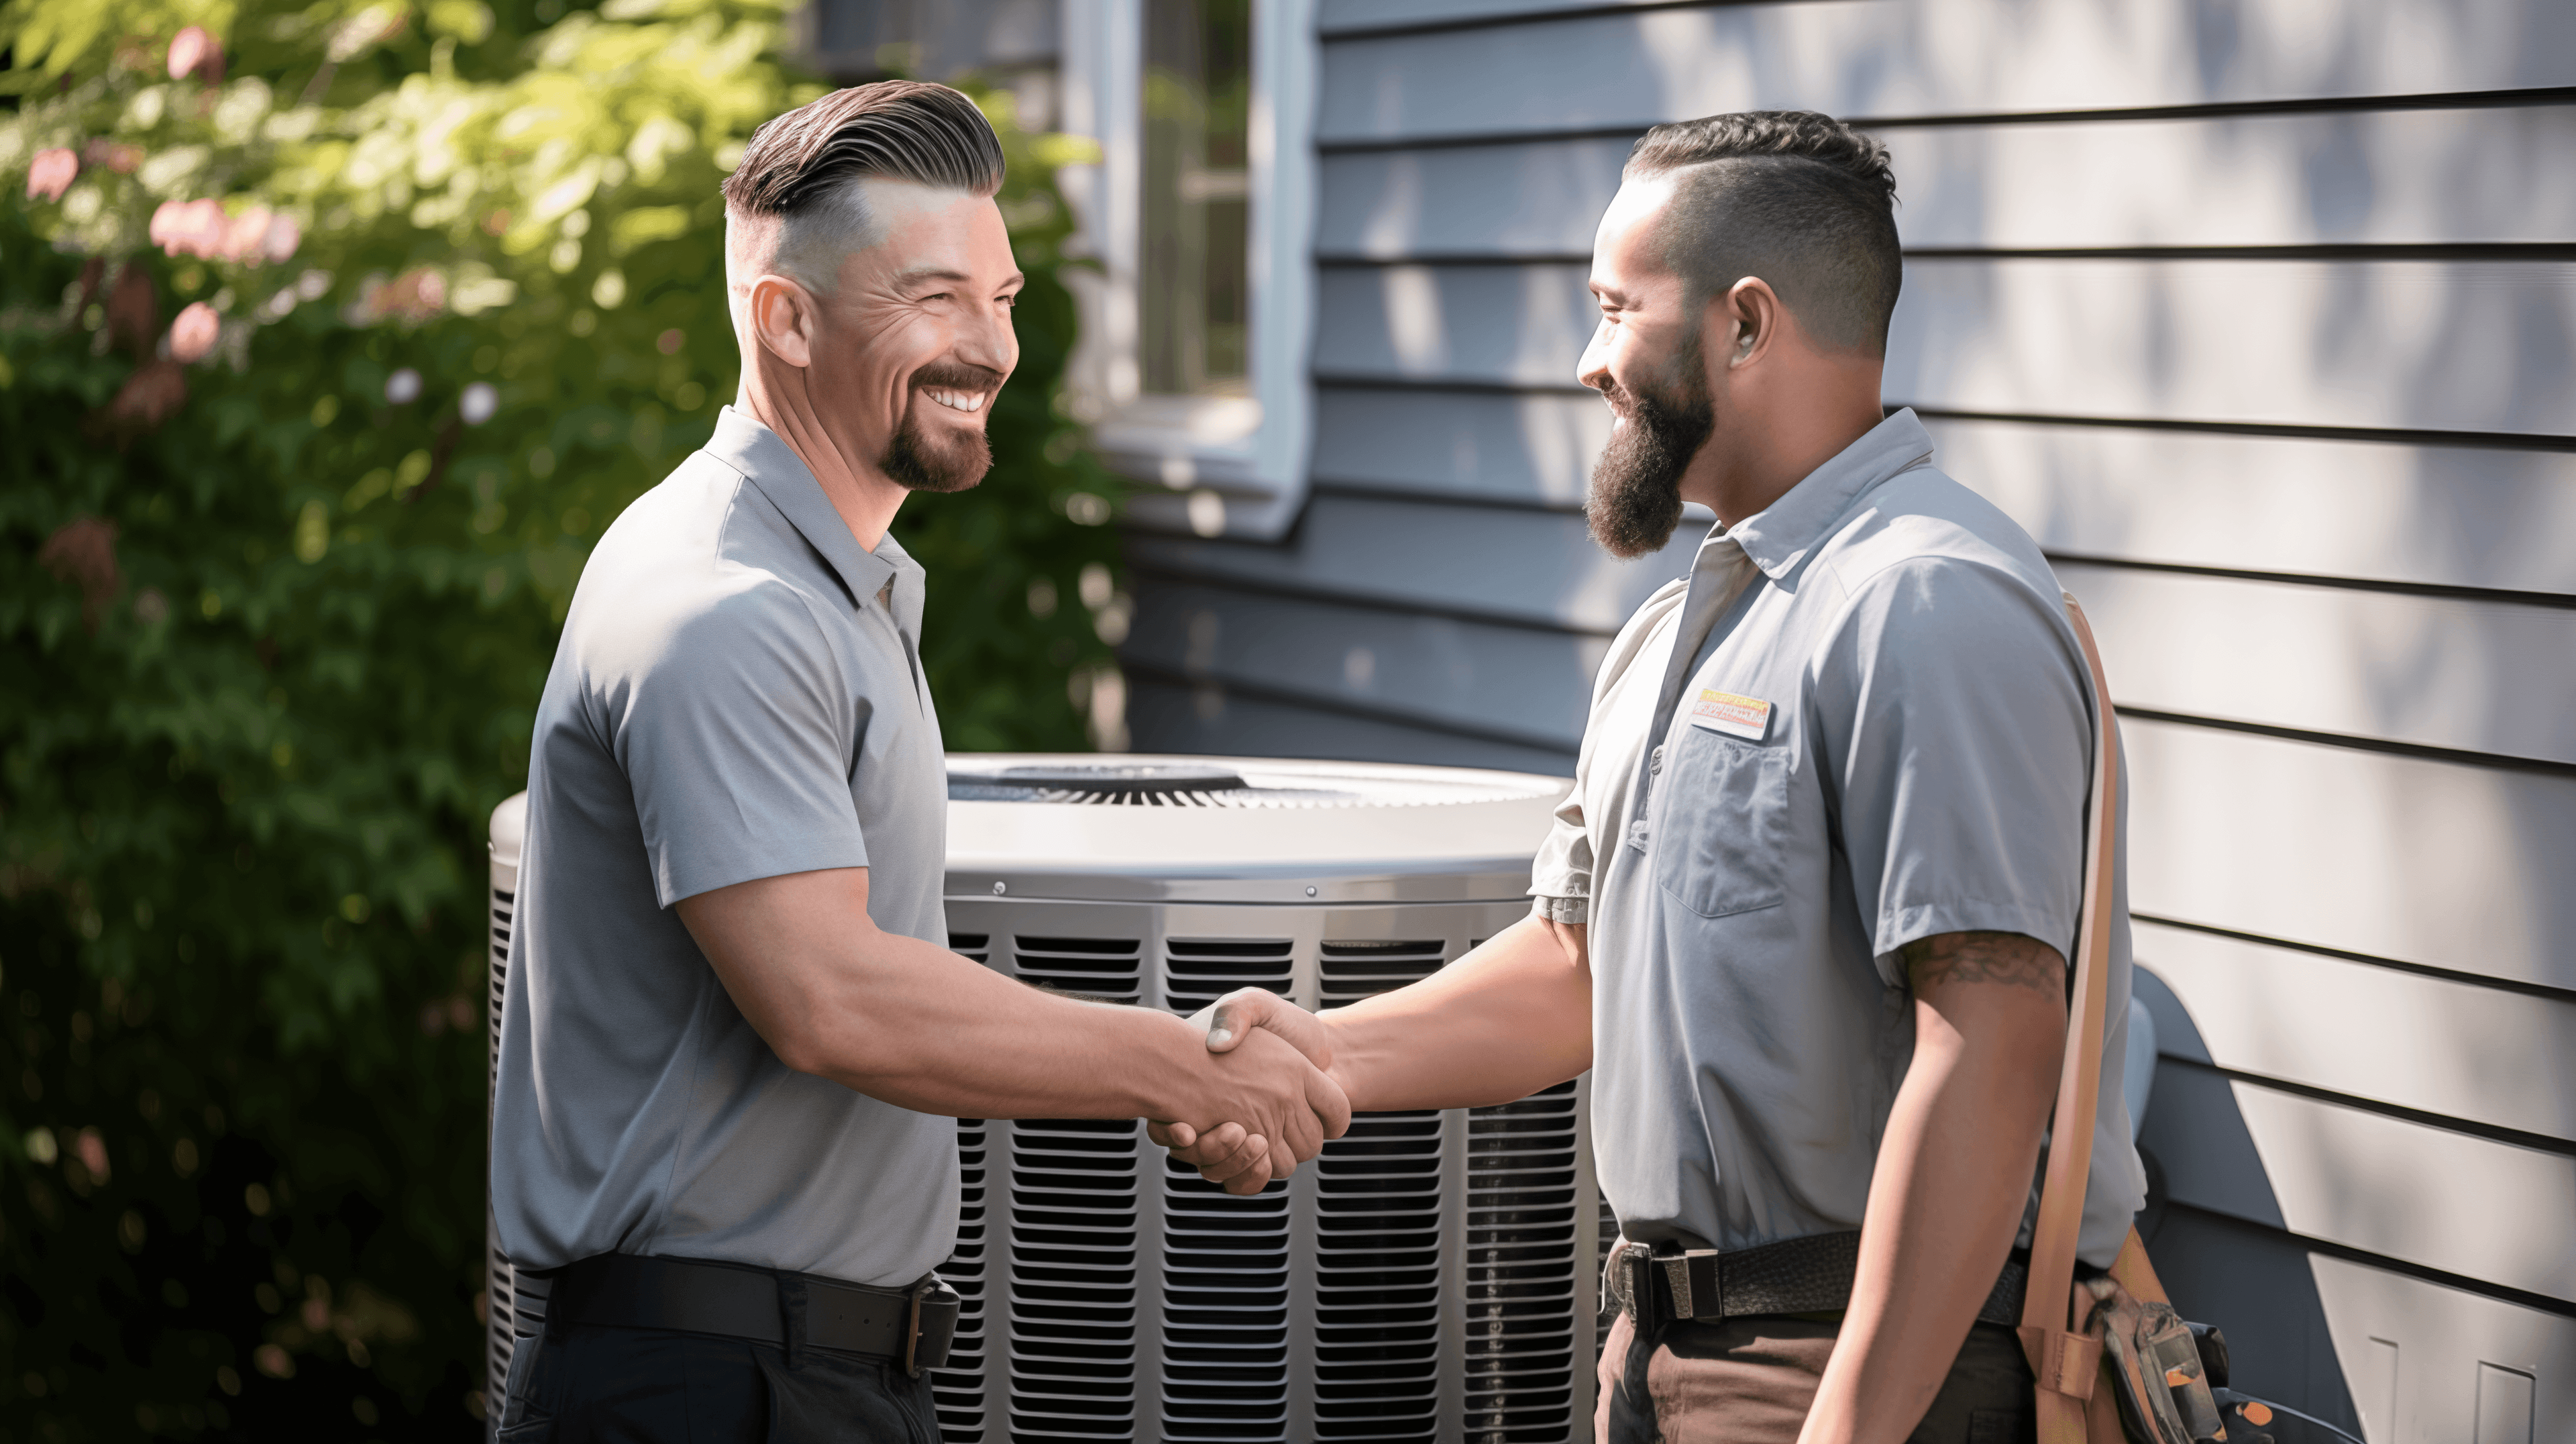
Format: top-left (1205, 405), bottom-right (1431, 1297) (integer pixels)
top-left (489, 755), bottom-right (1607, 1444)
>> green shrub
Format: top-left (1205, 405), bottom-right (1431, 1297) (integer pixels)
top-left (0, 1), bottom-right (1120, 1433)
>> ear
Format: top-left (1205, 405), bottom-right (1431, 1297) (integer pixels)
top-left (748, 274), bottom-right (820, 369)
top-left (1723, 276), bottom-right (1785, 370)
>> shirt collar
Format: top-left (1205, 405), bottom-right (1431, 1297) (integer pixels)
top-left (705, 406), bottom-right (918, 627)
top-left (1721, 408), bottom-right (1937, 580)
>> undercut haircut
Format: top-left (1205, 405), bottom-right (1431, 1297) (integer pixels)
top-left (1624, 111), bottom-right (1900, 354)
top-left (721, 81), bottom-right (1006, 291)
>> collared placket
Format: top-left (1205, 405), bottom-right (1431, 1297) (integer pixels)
top-left (1623, 531), bottom-right (1762, 865)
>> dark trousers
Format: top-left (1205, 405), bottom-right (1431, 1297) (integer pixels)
top-left (1597, 1309), bottom-right (2037, 1444)
top-left (494, 1323), bottom-right (943, 1444)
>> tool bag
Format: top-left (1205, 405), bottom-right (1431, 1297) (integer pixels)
top-left (2029, 598), bottom-right (2343, 1444)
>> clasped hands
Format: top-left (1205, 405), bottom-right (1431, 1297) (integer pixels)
top-left (1148, 989), bottom-right (1344, 1196)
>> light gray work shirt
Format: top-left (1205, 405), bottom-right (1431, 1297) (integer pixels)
top-left (1533, 409), bottom-right (2147, 1269)
top-left (491, 407), bottom-right (957, 1287)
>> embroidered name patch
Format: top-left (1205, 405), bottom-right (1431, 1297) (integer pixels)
top-left (1687, 688), bottom-right (1771, 741)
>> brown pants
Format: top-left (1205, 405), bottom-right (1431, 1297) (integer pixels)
top-left (1595, 1310), bottom-right (2037, 1444)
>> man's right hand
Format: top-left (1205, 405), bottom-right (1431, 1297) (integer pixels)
top-left (1165, 1013), bottom-right (1349, 1195)
top-left (1152, 988), bottom-right (1340, 1191)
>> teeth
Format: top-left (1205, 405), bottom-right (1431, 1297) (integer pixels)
top-left (925, 389), bottom-right (984, 413)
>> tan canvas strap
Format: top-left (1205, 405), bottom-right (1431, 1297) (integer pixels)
top-left (2020, 595), bottom-right (2123, 1443)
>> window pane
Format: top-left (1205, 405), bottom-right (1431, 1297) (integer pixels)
top-left (1140, 0), bottom-right (1251, 397)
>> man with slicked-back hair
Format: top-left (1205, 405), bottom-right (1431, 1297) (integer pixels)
top-left (1157, 111), bottom-right (2146, 1443)
top-left (488, 81), bottom-right (1347, 1441)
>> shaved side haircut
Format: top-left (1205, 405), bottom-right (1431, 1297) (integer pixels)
top-left (722, 81), bottom-right (1006, 293)
top-left (1625, 111), bottom-right (1900, 354)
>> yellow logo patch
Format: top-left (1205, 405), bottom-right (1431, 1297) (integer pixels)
top-left (1688, 689), bottom-right (1771, 741)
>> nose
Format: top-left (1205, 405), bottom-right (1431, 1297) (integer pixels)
top-left (953, 297), bottom-right (1020, 385)
top-left (1575, 318), bottom-right (1613, 393)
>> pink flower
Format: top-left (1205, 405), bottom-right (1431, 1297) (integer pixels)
top-left (151, 198), bottom-right (227, 258)
top-left (150, 200), bottom-right (302, 264)
top-left (27, 148), bottom-right (77, 202)
top-left (167, 26), bottom-right (222, 83)
top-left (258, 213), bottom-right (301, 263)
top-left (170, 302), bottom-right (221, 364)
top-left (221, 205), bottom-right (272, 260)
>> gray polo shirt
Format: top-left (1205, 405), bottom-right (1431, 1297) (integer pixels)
top-left (1533, 409), bottom-right (2147, 1269)
top-left (490, 407), bottom-right (957, 1287)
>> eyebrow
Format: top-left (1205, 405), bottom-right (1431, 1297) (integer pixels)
top-left (897, 266), bottom-right (1026, 291)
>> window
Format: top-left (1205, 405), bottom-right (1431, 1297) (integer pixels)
top-left (1140, 1), bottom-right (1250, 398)
top-left (1061, 0), bottom-right (1316, 539)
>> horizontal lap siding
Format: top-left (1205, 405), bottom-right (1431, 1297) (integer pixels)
top-left (1316, 0), bottom-right (2576, 141)
top-left (1929, 417), bottom-right (2576, 595)
top-left (2131, 921), bottom-right (2576, 1143)
top-left (1122, 578), bottom-right (1605, 750)
top-left (2141, 1066), bottom-right (2576, 1301)
top-left (1311, 386), bottom-right (1607, 508)
top-left (2055, 561), bottom-right (2576, 765)
top-left (1313, 257), bottom-right (2576, 435)
top-left (1888, 257), bottom-right (2576, 435)
top-left (1127, 492), bottom-right (1695, 635)
top-left (2125, 719), bottom-right (2576, 994)
top-left (1321, 107), bottom-right (2576, 256)
top-left (1128, 8), bottom-right (2575, 1429)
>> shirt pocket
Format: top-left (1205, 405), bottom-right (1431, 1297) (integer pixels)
top-left (1652, 725), bottom-right (1792, 919)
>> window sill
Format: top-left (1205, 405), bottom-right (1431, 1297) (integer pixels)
top-left (1093, 394), bottom-right (1303, 538)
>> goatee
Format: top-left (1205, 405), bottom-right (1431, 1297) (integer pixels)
top-left (1585, 329), bottom-right (1713, 559)
top-left (883, 360), bottom-right (1005, 495)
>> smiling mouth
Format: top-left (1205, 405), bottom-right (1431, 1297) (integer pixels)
top-left (922, 387), bottom-right (987, 414)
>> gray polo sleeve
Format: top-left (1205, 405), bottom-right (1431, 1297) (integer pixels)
top-left (604, 584), bottom-right (870, 907)
top-left (1527, 783), bottom-right (1595, 924)
top-left (1811, 557), bottom-right (2091, 987)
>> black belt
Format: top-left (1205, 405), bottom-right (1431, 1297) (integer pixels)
top-left (542, 1253), bottom-right (960, 1375)
top-left (1605, 1231), bottom-right (2027, 1328)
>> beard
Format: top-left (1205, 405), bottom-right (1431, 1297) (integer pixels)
top-left (881, 360), bottom-right (1005, 495)
top-left (1585, 326), bottom-right (1714, 559)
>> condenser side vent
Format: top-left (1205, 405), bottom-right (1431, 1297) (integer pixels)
top-left (486, 889), bottom-right (519, 1396)
top-left (936, 1117), bottom-right (994, 1441)
top-left (1016, 936), bottom-right (1144, 1006)
top-left (1009, 1117), bottom-right (1143, 1439)
top-left (1165, 939), bottom-right (1294, 1014)
top-left (1466, 1082), bottom-right (1583, 1440)
top-left (1161, 1159), bottom-right (1293, 1441)
top-left (1316, 1109), bottom-right (1445, 1441)
top-left (936, 931), bottom-right (998, 1441)
top-left (1318, 941), bottom-right (1446, 1008)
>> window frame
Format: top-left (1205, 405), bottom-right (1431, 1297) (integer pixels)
top-left (1059, 0), bottom-right (1317, 539)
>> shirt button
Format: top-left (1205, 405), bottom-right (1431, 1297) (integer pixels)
top-left (1650, 745), bottom-right (1664, 776)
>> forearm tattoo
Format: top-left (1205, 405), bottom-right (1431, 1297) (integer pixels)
top-left (1900, 930), bottom-right (2066, 1001)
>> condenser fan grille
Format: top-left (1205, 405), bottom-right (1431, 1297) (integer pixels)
top-left (949, 761), bottom-right (1550, 809)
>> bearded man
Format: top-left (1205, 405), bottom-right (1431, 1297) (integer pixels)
top-left (1160, 111), bottom-right (2147, 1443)
top-left (487, 82), bottom-right (1344, 1441)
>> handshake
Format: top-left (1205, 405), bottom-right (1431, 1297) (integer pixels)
top-left (1147, 989), bottom-right (1350, 1197)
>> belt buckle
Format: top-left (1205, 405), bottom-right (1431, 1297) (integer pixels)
top-left (1661, 1251), bottom-right (1702, 1321)
top-left (1615, 1242), bottom-right (1654, 1321)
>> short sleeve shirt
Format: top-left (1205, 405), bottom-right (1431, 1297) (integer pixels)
top-left (1532, 409), bottom-right (2147, 1268)
top-left (490, 407), bottom-right (957, 1287)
